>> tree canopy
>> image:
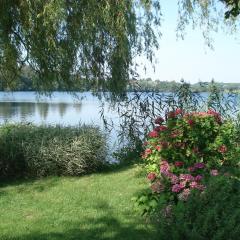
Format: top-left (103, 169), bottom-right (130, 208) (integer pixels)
top-left (0, 0), bottom-right (239, 95)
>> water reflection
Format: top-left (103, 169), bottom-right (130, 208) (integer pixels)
top-left (0, 101), bottom-right (82, 123)
top-left (0, 102), bottom-right (19, 119)
top-left (36, 103), bottom-right (49, 120)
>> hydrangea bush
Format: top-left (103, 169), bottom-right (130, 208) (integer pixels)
top-left (135, 109), bottom-right (239, 215)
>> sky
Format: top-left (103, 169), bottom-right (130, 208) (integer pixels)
top-left (137, 0), bottom-right (240, 83)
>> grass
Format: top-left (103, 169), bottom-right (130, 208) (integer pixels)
top-left (0, 166), bottom-right (158, 240)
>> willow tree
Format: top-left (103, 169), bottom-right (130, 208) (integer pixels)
top-left (0, 0), bottom-right (239, 95)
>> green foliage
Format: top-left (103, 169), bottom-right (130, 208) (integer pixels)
top-left (157, 175), bottom-right (240, 240)
top-left (0, 0), bottom-right (161, 95)
top-left (113, 139), bottom-right (143, 166)
top-left (0, 123), bottom-right (108, 178)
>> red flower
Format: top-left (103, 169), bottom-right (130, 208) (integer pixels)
top-left (145, 148), bottom-right (152, 155)
top-left (148, 130), bottom-right (158, 138)
top-left (156, 145), bottom-right (161, 151)
top-left (175, 161), bottom-right (184, 167)
top-left (207, 109), bottom-right (222, 124)
top-left (154, 116), bottom-right (164, 125)
top-left (187, 119), bottom-right (194, 126)
top-left (159, 125), bottom-right (168, 131)
top-left (147, 172), bottom-right (157, 181)
top-left (175, 108), bottom-right (183, 115)
top-left (154, 125), bottom-right (167, 132)
top-left (218, 145), bottom-right (227, 153)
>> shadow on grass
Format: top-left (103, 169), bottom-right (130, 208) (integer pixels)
top-left (11, 221), bottom-right (156, 240)
top-left (0, 162), bottom-right (143, 189)
top-left (0, 176), bottom-right (61, 193)
top-left (6, 200), bottom-right (158, 240)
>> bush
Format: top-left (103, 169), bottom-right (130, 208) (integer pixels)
top-left (157, 175), bottom-right (240, 240)
top-left (135, 109), bottom-right (240, 215)
top-left (0, 124), bottom-right (108, 178)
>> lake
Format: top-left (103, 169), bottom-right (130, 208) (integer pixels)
top-left (0, 91), bottom-right (119, 126)
top-left (0, 91), bottom-right (122, 152)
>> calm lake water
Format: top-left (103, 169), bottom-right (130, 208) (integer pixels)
top-left (0, 91), bottom-right (118, 126)
top-left (1, 91), bottom-right (238, 125)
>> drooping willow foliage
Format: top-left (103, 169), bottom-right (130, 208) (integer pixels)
top-left (100, 81), bottom-right (240, 147)
top-left (0, 0), bottom-right (161, 95)
top-left (0, 0), bottom-right (239, 96)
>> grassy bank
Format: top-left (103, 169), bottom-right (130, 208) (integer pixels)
top-left (0, 166), bottom-right (158, 240)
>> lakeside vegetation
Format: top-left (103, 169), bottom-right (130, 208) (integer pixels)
top-left (0, 124), bottom-right (108, 179)
top-left (1, 1), bottom-right (240, 239)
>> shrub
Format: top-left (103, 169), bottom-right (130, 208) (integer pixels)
top-left (157, 175), bottom-right (240, 240)
top-left (0, 124), bottom-right (108, 178)
top-left (135, 109), bottom-right (239, 215)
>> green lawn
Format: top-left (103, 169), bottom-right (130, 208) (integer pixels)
top-left (0, 166), bottom-right (158, 240)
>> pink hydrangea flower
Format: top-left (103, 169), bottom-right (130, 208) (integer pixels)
top-left (195, 175), bottom-right (203, 181)
top-left (190, 181), bottom-right (198, 189)
top-left (172, 184), bottom-right (182, 193)
top-left (210, 169), bottom-right (219, 176)
top-left (178, 188), bottom-right (191, 201)
top-left (179, 174), bottom-right (195, 182)
top-left (194, 162), bottom-right (205, 169)
top-left (160, 161), bottom-right (170, 174)
top-left (148, 130), bottom-right (158, 138)
top-left (170, 174), bottom-right (179, 184)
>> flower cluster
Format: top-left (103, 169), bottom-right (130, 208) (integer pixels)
top-left (155, 159), bottom-right (205, 201)
top-left (140, 108), bottom-right (236, 212)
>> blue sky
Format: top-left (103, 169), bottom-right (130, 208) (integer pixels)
top-left (137, 0), bottom-right (240, 83)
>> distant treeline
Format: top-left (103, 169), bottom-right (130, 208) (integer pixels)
top-left (129, 78), bottom-right (240, 92)
top-left (1, 66), bottom-right (239, 92)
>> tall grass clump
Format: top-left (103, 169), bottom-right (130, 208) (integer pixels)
top-left (0, 124), bottom-right (108, 178)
